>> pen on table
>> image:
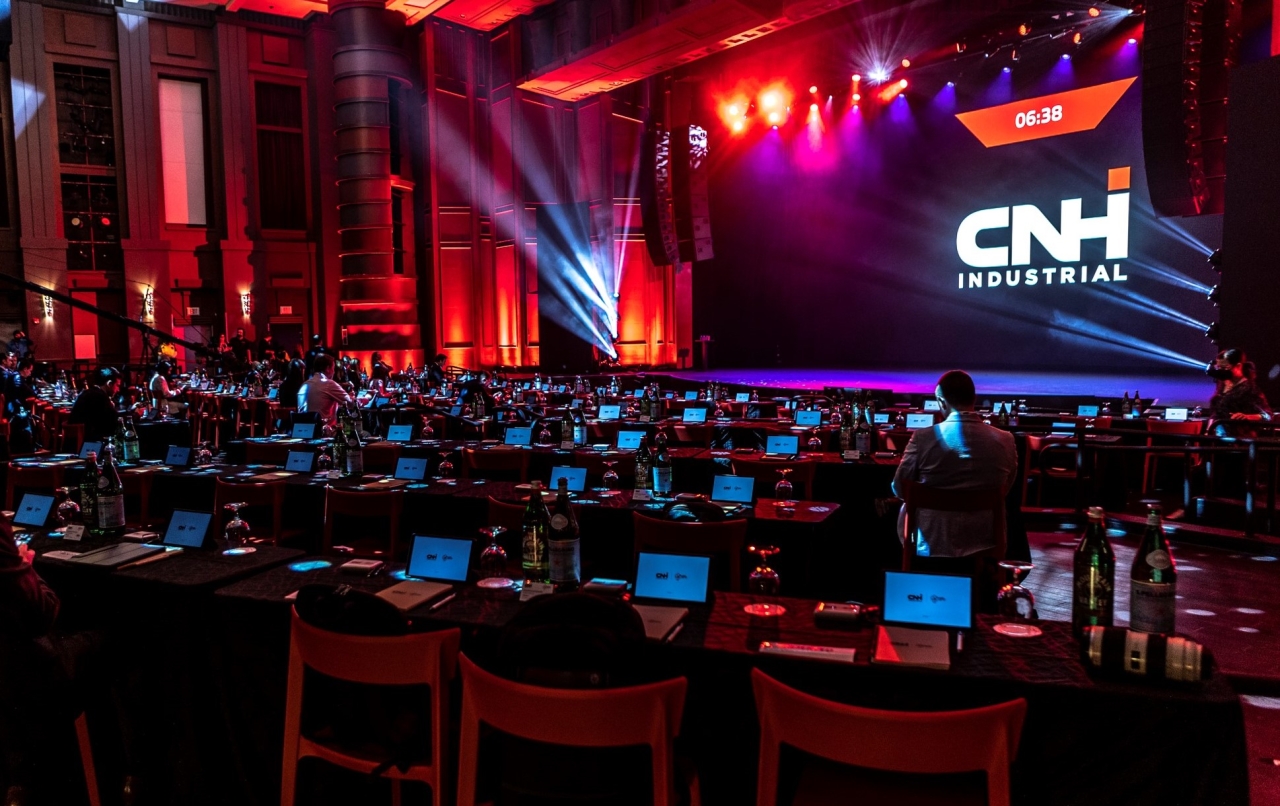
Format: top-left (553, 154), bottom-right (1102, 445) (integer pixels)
top-left (665, 623), bottom-right (685, 643)
top-left (119, 549), bottom-right (182, 570)
top-left (429, 592), bottom-right (457, 611)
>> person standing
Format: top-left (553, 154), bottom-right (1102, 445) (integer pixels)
top-left (229, 328), bottom-right (253, 366)
top-left (5, 331), bottom-right (33, 361)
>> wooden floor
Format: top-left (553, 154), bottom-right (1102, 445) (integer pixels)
top-left (1029, 530), bottom-right (1280, 805)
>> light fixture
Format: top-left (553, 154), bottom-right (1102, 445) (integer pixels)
top-left (1208, 285), bottom-right (1220, 306)
top-left (41, 295), bottom-right (53, 320)
top-left (808, 85), bottom-right (818, 94)
top-left (143, 286), bottom-right (155, 322)
top-left (1204, 322), bottom-right (1220, 343)
top-left (1088, 6), bottom-right (1100, 17)
top-left (1018, 23), bottom-right (1030, 36)
top-left (1062, 53), bottom-right (1072, 60)
top-left (900, 58), bottom-right (911, 68)
top-left (946, 81), bottom-right (955, 87)
top-left (1073, 32), bottom-right (1083, 44)
top-left (240, 292), bottom-right (252, 316)
top-left (1207, 249), bottom-right (1223, 271)
top-left (1128, 38), bottom-right (1137, 44)
top-left (1002, 66), bottom-right (1011, 74)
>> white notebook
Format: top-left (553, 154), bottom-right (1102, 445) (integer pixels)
top-left (871, 624), bottom-right (952, 670)
top-left (632, 604), bottom-right (688, 641)
top-left (375, 580), bottom-right (452, 611)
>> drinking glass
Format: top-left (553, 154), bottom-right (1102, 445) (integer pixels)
top-left (420, 416), bottom-right (435, 441)
top-left (806, 433), bottom-right (823, 452)
top-left (195, 441), bottom-right (213, 466)
top-left (601, 460), bottom-right (620, 491)
top-left (55, 486), bottom-right (80, 528)
top-left (996, 560), bottom-right (1038, 621)
top-left (774, 468), bottom-right (795, 504)
top-left (437, 455), bottom-right (455, 479)
top-left (538, 424), bottom-right (553, 445)
top-left (743, 545), bottom-right (785, 617)
top-left (316, 448), bottom-right (333, 474)
top-left (477, 526), bottom-right (513, 588)
top-left (221, 502), bottom-right (255, 555)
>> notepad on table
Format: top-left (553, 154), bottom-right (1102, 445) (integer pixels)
top-left (631, 604), bottom-right (688, 641)
top-left (375, 580), bottom-right (452, 611)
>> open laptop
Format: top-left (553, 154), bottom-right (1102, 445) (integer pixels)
top-left (905, 413), bottom-right (934, 430)
top-left (268, 387), bottom-right (280, 401)
top-left (1165, 407), bottom-right (1189, 422)
top-left (79, 441), bottom-right (103, 460)
top-left (165, 445), bottom-right (192, 467)
top-left (291, 422), bottom-right (317, 439)
top-left (684, 391), bottom-right (699, 401)
top-left (598, 404), bottom-right (621, 421)
top-left (881, 570), bottom-right (973, 630)
top-left (386, 424), bottom-right (414, 442)
top-left (735, 392), bottom-right (750, 403)
top-left (617, 430), bottom-right (644, 450)
top-left (504, 426), bottom-right (533, 446)
top-left (162, 510), bottom-right (213, 549)
top-left (763, 435), bottom-right (799, 459)
top-left (710, 475), bottom-right (753, 509)
top-left (549, 466), bottom-right (587, 493)
top-left (795, 410), bottom-right (822, 427)
top-left (630, 551), bottom-right (712, 641)
top-left (923, 399), bottom-right (941, 412)
top-left (394, 457), bottom-right (429, 481)
top-left (286, 451), bottom-right (316, 472)
top-left (1077, 404), bottom-right (1100, 417)
top-left (449, 405), bottom-right (464, 417)
top-left (873, 412), bottom-right (891, 424)
top-left (13, 493), bottom-right (54, 528)
top-left (682, 408), bottom-right (707, 424)
top-left (406, 535), bottom-right (473, 583)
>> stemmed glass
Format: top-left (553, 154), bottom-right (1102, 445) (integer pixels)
top-left (54, 486), bottom-right (80, 532)
top-left (437, 454), bottom-right (455, 479)
top-left (316, 448), bottom-right (333, 474)
top-left (743, 545), bottom-right (785, 617)
top-left (538, 424), bottom-right (553, 445)
top-left (221, 502), bottom-right (255, 555)
top-left (806, 433), bottom-right (823, 452)
top-left (477, 526), bottom-right (513, 588)
top-left (420, 415), bottom-right (435, 441)
top-left (774, 468), bottom-right (795, 505)
top-left (601, 460), bottom-right (620, 492)
top-left (195, 441), bottom-right (213, 466)
top-left (996, 560), bottom-right (1038, 622)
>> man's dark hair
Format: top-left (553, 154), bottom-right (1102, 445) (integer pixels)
top-left (18, 357), bottom-right (35, 372)
top-left (434, 353), bottom-right (447, 364)
top-left (936, 370), bottom-right (976, 407)
top-left (94, 366), bottom-right (121, 387)
top-left (314, 354), bottom-right (336, 375)
top-left (12, 330), bottom-right (21, 338)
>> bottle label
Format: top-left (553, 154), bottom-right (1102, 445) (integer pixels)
top-left (550, 514), bottom-right (568, 531)
top-left (855, 433), bottom-right (871, 453)
top-left (97, 494), bottom-right (125, 529)
top-left (1146, 550), bottom-right (1171, 570)
top-left (1130, 580), bottom-right (1177, 634)
top-left (1073, 560), bottom-right (1113, 623)
top-left (346, 451), bottom-right (363, 475)
top-left (98, 476), bottom-right (109, 490)
top-left (522, 526), bottom-right (544, 566)
top-left (549, 539), bottom-right (580, 583)
top-left (654, 467), bottom-right (672, 493)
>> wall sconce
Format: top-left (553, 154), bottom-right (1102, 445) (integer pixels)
top-left (240, 293), bottom-right (252, 317)
top-left (41, 295), bottom-right (53, 320)
top-left (143, 286), bottom-right (155, 322)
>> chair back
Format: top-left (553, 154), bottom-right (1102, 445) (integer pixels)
top-left (1146, 418), bottom-right (1204, 442)
top-left (60, 422), bottom-right (86, 455)
top-left (670, 423), bottom-right (712, 447)
top-left (632, 511), bottom-right (746, 592)
top-left (751, 669), bottom-right (1025, 806)
top-left (900, 480), bottom-right (1005, 571)
top-left (457, 653), bottom-right (687, 806)
top-left (6, 462), bottom-right (65, 510)
top-left (573, 451), bottom-right (636, 485)
top-left (730, 456), bottom-right (817, 500)
top-left (486, 496), bottom-right (526, 535)
top-left (214, 477), bottom-right (285, 543)
top-left (462, 447), bottom-right (530, 482)
top-left (323, 487), bottom-right (404, 558)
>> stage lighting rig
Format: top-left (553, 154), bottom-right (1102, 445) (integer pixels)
top-left (1204, 322), bottom-right (1220, 343)
top-left (1207, 285), bottom-right (1220, 306)
top-left (1207, 249), bottom-right (1223, 271)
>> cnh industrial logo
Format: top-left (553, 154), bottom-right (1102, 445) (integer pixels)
top-left (955, 167), bottom-right (1131, 290)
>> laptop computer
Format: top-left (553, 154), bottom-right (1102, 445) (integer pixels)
top-left (162, 510), bottom-right (213, 549)
top-left (735, 392), bottom-right (750, 403)
top-left (387, 424), bottom-right (414, 442)
top-left (881, 570), bottom-right (973, 630)
top-left (873, 412), bottom-right (891, 424)
top-left (406, 535), bottom-right (473, 583)
top-left (1165, 407), bottom-right (1189, 422)
top-left (13, 493), bottom-right (54, 528)
top-left (598, 405), bottom-right (621, 421)
top-left (617, 430), bottom-right (644, 450)
top-left (634, 552), bottom-right (712, 605)
top-left (449, 405), bottom-right (463, 417)
top-left (684, 391), bottom-right (699, 401)
top-left (165, 445), bottom-right (192, 467)
top-left (286, 451), bottom-right (315, 472)
top-left (710, 475), bottom-right (753, 507)
top-left (80, 441), bottom-right (103, 459)
top-left (268, 387), bottom-right (280, 401)
top-left (682, 408), bottom-right (707, 424)
top-left (763, 435), bottom-right (799, 458)
top-left (905, 413), bottom-right (934, 429)
top-left (1077, 404), bottom-right (1100, 417)
top-left (394, 457), bottom-right (429, 481)
top-left (923, 399), bottom-right (941, 412)
top-left (549, 466), bottom-right (587, 493)
top-left (795, 410), bottom-right (822, 427)
top-left (291, 422), bottom-right (317, 439)
top-left (504, 426), bottom-right (532, 446)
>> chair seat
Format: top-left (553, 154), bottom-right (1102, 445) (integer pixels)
top-left (297, 736), bottom-right (436, 781)
top-left (790, 756), bottom-right (988, 806)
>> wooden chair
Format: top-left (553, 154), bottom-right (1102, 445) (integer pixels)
top-left (214, 477), bottom-right (290, 545)
top-left (322, 487), bottom-right (404, 558)
top-left (632, 511), bottom-right (747, 592)
top-left (573, 451), bottom-right (637, 485)
top-left (6, 461), bottom-right (66, 510)
top-left (457, 654), bottom-right (696, 806)
top-left (730, 456), bottom-right (817, 500)
top-left (900, 480), bottom-right (1006, 572)
top-left (586, 419), bottom-right (622, 444)
top-left (1020, 434), bottom-right (1077, 506)
top-left (670, 423), bottom-right (712, 448)
top-left (1142, 419), bottom-right (1204, 496)
top-left (751, 669), bottom-right (1026, 806)
top-left (280, 608), bottom-right (459, 806)
top-left (461, 447), bottom-right (529, 482)
top-left (59, 422), bottom-right (85, 455)
top-left (486, 496), bottom-right (526, 535)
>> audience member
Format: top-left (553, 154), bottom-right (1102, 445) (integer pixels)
top-left (68, 366), bottom-right (122, 443)
top-left (5, 331), bottom-right (32, 361)
top-left (229, 328), bottom-right (253, 365)
top-left (1207, 348), bottom-right (1272, 437)
top-left (149, 360), bottom-right (187, 418)
top-left (298, 355), bottom-right (352, 424)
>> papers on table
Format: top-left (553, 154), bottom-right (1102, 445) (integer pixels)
top-left (631, 603), bottom-right (688, 641)
top-left (375, 580), bottom-right (452, 611)
top-left (871, 625), bottom-right (951, 670)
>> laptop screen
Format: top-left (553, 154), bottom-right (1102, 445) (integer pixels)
top-left (386, 424), bottom-right (413, 442)
top-left (268, 387), bottom-right (280, 400)
top-left (13, 493), bottom-right (53, 528)
top-left (682, 408), bottom-right (707, 423)
top-left (164, 510), bottom-right (212, 549)
top-left (617, 430), bottom-right (644, 450)
top-left (505, 426), bottom-right (532, 446)
top-left (634, 552), bottom-right (711, 604)
top-left (795, 410), bottom-right (821, 426)
top-left (165, 445), bottom-right (192, 467)
top-left (80, 441), bottom-right (103, 459)
top-left (394, 457), bottom-right (428, 481)
top-left (923, 399), bottom-right (941, 412)
top-left (905, 413), bottom-right (934, 430)
top-left (882, 571), bottom-right (973, 629)
top-left (549, 466), bottom-right (587, 492)
top-left (873, 412), bottom-right (891, 424)
top-left (1165, 407), bottom-right (1189, 422)
top-left (407, 535), bottom-right (472, 582)
top-left (286, 451), bottom-right (315, 472)
top-left (598, 405), bottom-right (621, 421)
top-left (449, 406), bottom-right (463, 417)
top-left (710, 475), bottom-right (753, 504)
top-left (1077, 405), bottom-right (1100, 417)
top-left (765, 435), bottom-right (799, 455)
top-left (735, 392), bottom-right (750, 403)
top-left (291, 422), bottom-right (316, 439)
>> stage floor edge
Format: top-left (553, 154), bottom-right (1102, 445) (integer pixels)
top-left (669, 368), bottom-right (1215, 407)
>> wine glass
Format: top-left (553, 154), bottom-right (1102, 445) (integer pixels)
top-left (806, 433), bottom-right (823, 452)
top-left (437, 455), bottom-right (455, 479)
top-left (316, 448), bottom-right (333, 474)
top-left (221, 502), bottom-right (256, 555)
top-left (195, 441), bottom-right (213, 466)
top-left (996, 560), bottom-right (1038, 621)
top-left (601, 460), bottom-right (620, 492)
top-left (538, 424), bottom-right (553, 445)
top-left (774, 467), bottom-right (795, 505)
top-left (54, 486), bottom-right (80, 529)
top-left (744, 545), bottom-right (785, 617)
top-left (477, 526), bottom-right (513, 588)
top-left (420, 415), bottom-right (435, 441)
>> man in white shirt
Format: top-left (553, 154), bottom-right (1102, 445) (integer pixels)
top-left (892, 370), bottom-right (1018, 558)
top-left (298, 355), bottom-right (352, 425)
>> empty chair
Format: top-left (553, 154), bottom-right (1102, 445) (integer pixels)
top-left (456, 654), bottom-right (695, 806)
top-left (730, 456), bottom-right (817, 500)
top-left (752, 669), bottom-right (1026, 806)
top-left (670, 423), bottom-right (712, 448)
top-left (280, 607), bottom-right (460, 806)
top-left (573, 450), bottom-right (637, 486)
top-left (461, 447), bottom-right (530, 482)
top-left (1142, 419), bottom-right (1204, 496)
top-left (6, 461), bottom-right (65, 510)
top-left (1020, 434), bottom-right (1077, 506)
top-left (632, 511), bottom-right (746, 592)
top-left (322, 488), bottom-right (404, 558)
top-left (214, 477), bottom-right (292, 545)
top-left (486, 495), bottom-right (526, 535)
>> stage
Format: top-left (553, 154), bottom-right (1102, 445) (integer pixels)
top-left (670, 367), bottom-right (1216, 407)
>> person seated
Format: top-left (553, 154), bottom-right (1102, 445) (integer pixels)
top-left (68, 367), bottom-right (122, 444)
top-left (149, 361), bottom-right (187, 419)
top-left (370, 352), bottom-right (392, 384)
top-left (297, 355), bottom-right (352, 425)
top-left (426, 353), bottom-right (448, 388)
top-left (1207, 348), bottom-right (1272, 437)
top-left (891, 369), bottom-right (1017, 560)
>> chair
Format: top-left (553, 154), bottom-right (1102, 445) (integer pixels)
top-left (730, 456), bottom-right (817, 500)
top-left (751, 669), bottom-right (1026, 806)
top-left (322, 488), bottom-right (404, 558)
top-left (486, 496), bottom-right (526, 535)
top-left (457, 654), bottom-right (695, 806)
top-left (215, 477), bottom-right (289, 545)
top-left (1020, 434), bottom-right (1077, 506)
top-left (59, 422), bottom-right (85, 455)
top-left (671, 423), bottom-right (712, 448)
top-left (461, 447), bottom-right (529, 482)
top-left (899, 480), bottom-right (1006, 572)
top-left (280, 608), bottom-right (460, 806)
top-left (573, 450), bottom-right (637, 485)
top-left (76, 713), bottom-right (102, 806)
top-left (632, 511), bottom-right (747, 592)
top-left (6, 461), bottom-right (66, 510)
top-left (587, 419), bottom-right (622, 444)
top-left (1142, 419), bottom-right (1204, 496)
